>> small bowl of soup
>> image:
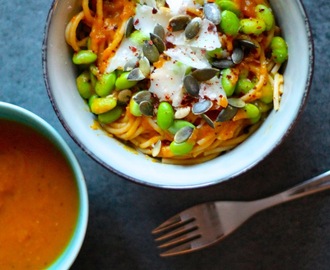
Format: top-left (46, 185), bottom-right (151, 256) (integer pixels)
top-left (0, 102), bottom-right (88, 269)
top-left (43, 0), bottom-right (314, 189)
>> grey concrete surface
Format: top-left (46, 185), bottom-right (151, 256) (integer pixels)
top-left (1, 0), bottom-right (329, 269)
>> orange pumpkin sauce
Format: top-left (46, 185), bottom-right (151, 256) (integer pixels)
top-left (0, 120), bottom-right (79, 269)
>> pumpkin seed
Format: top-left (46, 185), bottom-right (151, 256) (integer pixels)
top-left (216, 105), bottom-right (238, 122)
top-left (201, 114), bottom-right (215, 128)
top-left (133, 90), bottom-right (152, 104)
top-left (154, 23), bottom-right (165, 41)
top-left (174, 106), bottom-right (190, 119)
top-left (192, 99), bottom-right (213, 115)
top-left (228, 98), bottom-right (245, 108)
top-left (143, 41), bottom-right (160, 63)
top-left (231, 46), bottom-right (244, 64)
top-left (191, 68), bottom-right (219, 81)
top-left (184, 75), bottom-right (200, 97)
top-left (150, 33), bottom-right (166, 53)
top-left (127, 68), bottom-right (146, 81)
top-left (169, 15), bottom-right (191, 32)
top-left (204, 3), bottom-right (221, 25)
top-left (152, 140), bottom-right (162, 157)
top-left (117, 89), bottom-right (132, 105)
top-left (139, 100), bottom-right (154, 116)
top-left (212, 58), bottom-right (236, 69)
top-left (174, 126), bottom-right (194, 143)
top-left (124, 57), bottom-right (138, 71)
top-left (236, 39), bottom-right (258, 49)
top-left (185, 17), bottom-right (202, 40)
top-left (138, 56), bottom-right (151, 77)
top-left (125, 17), bottom-right (135, 38)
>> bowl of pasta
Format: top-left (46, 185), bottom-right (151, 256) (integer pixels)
top-left (43, 0), bottom-right (313, 189)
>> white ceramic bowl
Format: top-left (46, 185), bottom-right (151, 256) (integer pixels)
top-left (43, 0), bottom-right (314, 189)
top-left (0, 102), bottom-right (88, 269)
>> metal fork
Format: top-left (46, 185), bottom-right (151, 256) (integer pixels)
top-left (152, 170), bottom-right (330, 257)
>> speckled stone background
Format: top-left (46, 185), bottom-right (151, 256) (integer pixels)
top-left (1, 0), bottom-right (330, 269)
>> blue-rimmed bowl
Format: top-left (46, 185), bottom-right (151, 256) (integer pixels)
top-left (0, 102), bottom-right (88, 269)
top-left (42, 0), bottom-right (314, 189)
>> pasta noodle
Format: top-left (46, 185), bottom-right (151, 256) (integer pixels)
top-left (66, 0), bottom-right (288, 165)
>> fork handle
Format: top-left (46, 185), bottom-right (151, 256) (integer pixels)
top-left (281, 170), bottom-right (330, 201)
top-left (252, 170), bottom-right (330, 213)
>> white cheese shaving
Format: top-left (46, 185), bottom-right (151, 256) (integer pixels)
top-left (199, 76), bottom-right (227, 101)
top-left (164, 46), bottom-right (211, 69)
top-left (106, 38), bottom-right (142, 73)
top-left (166, 0), bottom-right (197, 15)
top-left (166, 19), bottom-right (221, 51)
top-left (149, 61), bottom-right (188, 107)
top-left (134, 5), bottom-right (172, 36)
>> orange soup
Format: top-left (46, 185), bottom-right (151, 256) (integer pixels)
top-left (0, 119), bottom-right (79, 269)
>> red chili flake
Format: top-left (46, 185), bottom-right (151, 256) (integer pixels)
top-left (129, 46), bottom-right (137, 53)
top-left (152, 8), bottom-right (158, 14)
top-left (207, 23), bottom-right (214, 32)
top-left (148, 40), bottom-right (154, 45)
top-left (134, 19), bottom-right (139, 25)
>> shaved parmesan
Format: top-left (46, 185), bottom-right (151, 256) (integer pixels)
top-left (134, 5), bottom-right (172, 36)
top-left (199, 76), bottom-right (227, 102)
top-left (106, 39), bottom-right (141, 73)
top-left (166, 19), bottom-right (221, 51)
top-left (166, 0), bottom-right (197, 14)
top-left (149, 61), bottom-right (188, 107)
top-left (164, 46), bottom-right (211, 69)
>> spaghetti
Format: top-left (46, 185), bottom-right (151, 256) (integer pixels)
top-left (66, 0), bottom-right (288, 165)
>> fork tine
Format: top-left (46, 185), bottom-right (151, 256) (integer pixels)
top-left (157, 230), bottom-right (201, 248)
top-left (152, 215), bottom-right (195, 234)
top-left (154, 220), bottom-right (197, 242)
top-left (158, 232), bottom-right (201, 257)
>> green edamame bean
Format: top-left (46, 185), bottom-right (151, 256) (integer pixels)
top-left (129, 98), bottom-right (142, 117)
top-left (255, 4), bottom-right (275, 31)
top-left (253, 100), bottom-right (273, 113)
top-left (98, 106), bottom-right (123, 124)
top-left (240, 18), bottom-right (266, 35)
top-left (170, 141), bottom-right (194, 156)
top-left (90, 96), bottom-right (117, 114)
top-left (115, 72), bottom-right (138, 90)
top-left (220, 10), bottom-right (240, 36)
top-left (95, 72), bottom-right (116, 97)
top-left (215, 0), bottom-right (241, 16)
top-left (88, 94), bottom-right (98, 110)
top-left (168, 120), bottom-right (195, 134)
top-left (244, 103), bottom-right (261, 123)
top-left (270, 37), bottom-right (288, 64)
top-left (72, 50), bottom-right (97, 65)
top-left (260, 80), bottom-right (273, 104)
top-left (76, 71), bottom-right (93, 99)
top-left (221, 68), bottom-right (238, 96)
top-left (129, 30), bottom-right (149, 45)
top-left (157, 102), bottom-right (174, 130)
top-left (235, 78), bottom-right (255, 95)
top-left (207, 48), bottom-right (223, 59)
